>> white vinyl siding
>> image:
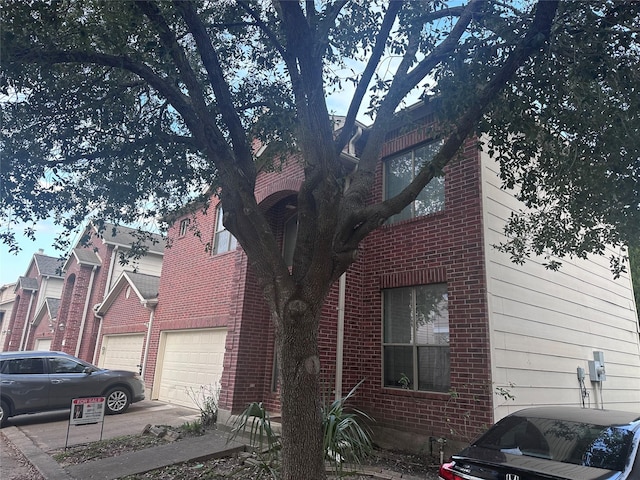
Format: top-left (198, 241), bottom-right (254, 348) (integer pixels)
top-left (480, 147), bottom-right (640, 419)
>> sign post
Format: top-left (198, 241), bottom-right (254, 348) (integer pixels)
top-left (64, 397), bottom-right (106, 448)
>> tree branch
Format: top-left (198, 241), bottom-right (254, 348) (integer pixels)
top-left (340, 0), bottom-right (560, 249)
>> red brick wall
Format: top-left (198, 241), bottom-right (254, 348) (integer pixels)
top-left (338, 127), bottom-right (493, 441)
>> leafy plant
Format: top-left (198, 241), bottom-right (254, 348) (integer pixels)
top-left (398, 373), bottom-right (411, 390)
top-left (185, 383), bottom-right (220, 428)
top-left (322, 381), bottom-right (374, 477)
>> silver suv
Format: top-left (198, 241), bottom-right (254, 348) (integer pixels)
top-left (0, 351), bottom-right (145, 427)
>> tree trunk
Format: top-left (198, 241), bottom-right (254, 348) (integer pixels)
top-left (278, 298), bottom-right (326, 480)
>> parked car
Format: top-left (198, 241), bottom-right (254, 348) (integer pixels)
top-left (0, 351), bottom-right (145, 427)
top-left (439, 406), bottom-right (640, 480)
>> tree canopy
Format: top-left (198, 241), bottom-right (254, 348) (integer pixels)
top-left (1, 1), bottom-right (638, 478)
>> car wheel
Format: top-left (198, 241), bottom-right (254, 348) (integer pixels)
top-left (104, 387), bottom-right (131, 415)
top-left (0, 400), bottom-right (10, 428)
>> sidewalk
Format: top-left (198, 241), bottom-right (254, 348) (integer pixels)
top-left (3, 426), bottom-right (245, 480)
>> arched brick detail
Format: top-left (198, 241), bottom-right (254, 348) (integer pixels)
top-left (256, 178), bottom-right (302, 207)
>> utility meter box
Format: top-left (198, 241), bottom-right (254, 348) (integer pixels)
top-left (588, 351), bottom-right (606, 382)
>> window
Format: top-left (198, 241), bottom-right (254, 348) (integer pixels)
top-left (179, 218), bottom-right (190, 236)
top-left (383, 283), bottom-right (450, 392)
top-left (49, 357), bottom-right (88, 374)
top-left (384, 140), bottom-right (445, 223)
top-left (0, 358), bottom-right (46, 375)
top-left (283, 215), bottom-right (298, 267)
top-left (213, 205), bottom-right (237, 255)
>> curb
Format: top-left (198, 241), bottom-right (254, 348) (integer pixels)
top-left (2, 426), bottom-right (74, 480)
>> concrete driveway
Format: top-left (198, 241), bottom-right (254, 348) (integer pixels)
top-left (6, 400), bottom-right (200, 452)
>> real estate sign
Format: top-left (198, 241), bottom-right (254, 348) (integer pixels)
top-left (69, 397), bottom-right (106, 426)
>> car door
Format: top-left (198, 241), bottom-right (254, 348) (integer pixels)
top-left (0, 357), bottom-right (50, 415)
top-left (47, 356), bottom-right (100, 409)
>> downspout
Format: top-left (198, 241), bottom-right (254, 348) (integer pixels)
top-left (92, 309), bottom-right (104, 365)
top-left (75, 265), bottom-right (98, 358)
top-left (19, 290), bottom-right (36, 350)
top-left (104, 246), bottom-right (118, 297)
top-left (335, 273), bottom-right (346, 401)
top-left (141, 300), bottom-right (158, 381)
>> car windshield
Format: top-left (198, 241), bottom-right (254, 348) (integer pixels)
top-left (475, 415), bottom-right (635, 472)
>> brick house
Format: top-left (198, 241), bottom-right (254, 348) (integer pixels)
top-left (139, 106), bottom-right (639, 451)
top-left (51, 224), bottom-right (165, 365)
top-left (0, 282), bottom-right (17, 351)
top-left (2, 252), bottom-right (64, 352)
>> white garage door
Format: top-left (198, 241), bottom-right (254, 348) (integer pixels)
top-left (35, 338), bottom-right (52, 351)
top-left (156, 328), bottom-right (226, 409)
top-left (98, 334), bottom-right (145, 372)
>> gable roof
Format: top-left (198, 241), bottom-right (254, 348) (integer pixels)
top-left (15, 276), bottom-right (39, 292)
top-left (69, 247), bottom-right (102, 267)
top-left (92, 223), bottom-right (166, 254)
top-left (33, 254), bottom-right (64, 278)
top-left (32, 297), bottom-right (61, 327)
top-left (95, 270), bottom-right (160, 316)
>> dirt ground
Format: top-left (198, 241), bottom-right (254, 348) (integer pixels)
top-left (0, 431), bottom-right (45, 480)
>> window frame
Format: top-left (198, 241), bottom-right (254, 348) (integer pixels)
top-left (212, 205), bottom-right (237, 255)
top-left (382, 283), bottom-right (450, 393)
top-left (178, 218), bottom-right (190, 237)
top-left (383, 139), bottom-right (445, 224)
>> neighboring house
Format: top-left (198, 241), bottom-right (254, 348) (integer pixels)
top-left (0, 282), bottom-right (17, 351)
top-left (51, 223), bottom-right (165, 367)
top-left (94, 271), bottom-right (160, 378)
top-left (2, 251), bottom-right (64, 352)
top-left (141, 104), bottom-right (639, 452)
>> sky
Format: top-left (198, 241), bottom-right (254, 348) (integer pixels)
top-left (0, 219), bottom-right (69, 286)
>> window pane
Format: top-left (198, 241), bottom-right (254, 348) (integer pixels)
top-left (214, 230), bottom-right (231, 255)
top-left (49, 358), bottom-right (85, 374)
top-left (384, 288), bottom-right (413, 344)
top-left (384, 346), bottom-right (413, 388)
top-left (415, 175), bottom-right (445, 216)
top-left (415, 284), bottom-right (449, 345)
top-left (385, 153), bottom-right (413, 223)
top-left (283, 216), bottom-right (298, 267)
top-left (418, 345), bottom-right (450, 392)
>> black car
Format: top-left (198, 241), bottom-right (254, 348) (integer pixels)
top-left (439, 406), bottom-right (640, 480)
top-left (0, 351), bottom-right (145, 427)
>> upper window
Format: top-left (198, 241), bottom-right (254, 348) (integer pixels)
top-left (178, 218), bottom-right (190, 237)
top-left (213, 205), bottom-right (237, 255)
top-left (384, 140), bottom-right (445, 224)
top-left (383, 283), bottom-right (450, 392)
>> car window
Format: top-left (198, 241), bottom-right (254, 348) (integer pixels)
top-left (0, 358), bottom-right (46, 374)
top-left (48, 357), bottom-right (88, 374)
top-left (475, 415), bottom-right (635, 472)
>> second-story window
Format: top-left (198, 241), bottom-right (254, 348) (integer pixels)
top-left (384, 140), bottom-right (445, 224)
top-left (179, 218), bottom-right (190, 237)
top-left (213, 206), bottom-right (237, 255)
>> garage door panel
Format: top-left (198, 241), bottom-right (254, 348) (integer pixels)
top-left (35, 338), bottom-right (52, 351)
top-left (157, 329), bottom-right (226, 409)
top-left (99, 334), bottom-right (145, 372)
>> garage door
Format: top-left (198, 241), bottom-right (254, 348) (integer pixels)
top-left (156, 328), bottom-right (226, 409)
top-left (98, 334), bottom-right (145, 373)
top-left (35, 338), bottom-right (52, 351)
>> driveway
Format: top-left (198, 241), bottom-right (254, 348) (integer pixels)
top-left (5, 400), bottom-right (200, 452)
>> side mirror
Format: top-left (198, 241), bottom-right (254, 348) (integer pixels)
top-left (83, 367), bottom-right (93, 375)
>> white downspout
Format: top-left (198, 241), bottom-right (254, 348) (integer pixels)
top-left (92, 311), bottom-right (104, 365)
top-left (75, 265), bottom-right (97, 357)
top-left (104, 246), bottom-right (118, 298)
top-left (19, 291), bottom-right (36, 350)
top-left (335, 273), bottom-right (346, 401)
